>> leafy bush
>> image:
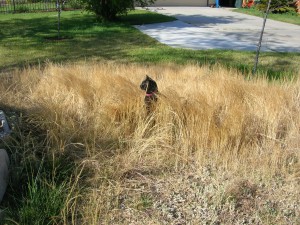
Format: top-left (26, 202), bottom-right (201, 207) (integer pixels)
top-left (273, 6), bottom-right (297, 14)
top-left (68, 0), bottom-right (82, 9)
top-left (16, 5), bottom-right (30, 12)
top-left (82, 0), bottom-right (156, 21)
top-left (256, 0), bottom-right (297, 14)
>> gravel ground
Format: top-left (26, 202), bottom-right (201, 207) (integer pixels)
top-left (108, 167), bottom-right (300, 224)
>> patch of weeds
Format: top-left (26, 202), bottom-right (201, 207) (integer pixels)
top-left (136, 193), bottom-right (153, 210)
top-left (17, 178), bottom-right (68, 224)
top-left (1, 116), bottom-right (75, 223)
top-left (3, 153), bottom-right (74, 224)
top-left (224, 179), bottom-right (258, 209)
top-left (259, 200), bottom-right (279, 223)
top-left (264, 200), bottom-right (278, 216)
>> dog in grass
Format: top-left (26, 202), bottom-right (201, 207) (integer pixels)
top-left (140, 75), bottom-right (158, 114)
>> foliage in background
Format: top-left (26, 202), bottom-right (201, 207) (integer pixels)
top-left (82, 0), bottom-right (156, 21)
top-left (235, 5), bottom-right (300, 25)
top-left (0, 0), bottom-right (82, 13)
top-left (256, 0), bottom-right (297, 14)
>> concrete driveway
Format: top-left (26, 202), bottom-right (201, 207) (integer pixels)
top-left (135, 7), bottom-right (300, 52)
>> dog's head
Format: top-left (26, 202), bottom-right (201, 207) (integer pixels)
top-left (140, 75), bottom-right (158, 94)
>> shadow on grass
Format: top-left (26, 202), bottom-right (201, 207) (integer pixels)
top-left (0, 11), bottom-right (299, 79)
top-left (0, 102), bottom-right (120, 223)
top-left (0, 103), bottom-right (78, 223)
top-left (0, 11), bottom-right (161, 70)
top-left (118, 9), bottom-right (177, 25)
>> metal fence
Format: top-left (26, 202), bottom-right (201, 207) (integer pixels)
top-left (0, 0), bottom-right (82, 13)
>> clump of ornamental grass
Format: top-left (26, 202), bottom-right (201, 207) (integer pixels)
top-left (0, 62), bottom-right (299, 224)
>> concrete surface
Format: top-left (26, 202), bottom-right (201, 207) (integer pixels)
top-left (135, 7), bottom-right (300, 52)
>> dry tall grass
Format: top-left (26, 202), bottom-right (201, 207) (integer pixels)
top-left (1, 62), bottom-right (299, 224)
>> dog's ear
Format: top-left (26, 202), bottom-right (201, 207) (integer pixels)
top-left (146, 75), bottom-right (155, 81)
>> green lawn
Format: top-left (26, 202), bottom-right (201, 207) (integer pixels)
top-left (234, 8), bottom-right (300, 26)
top-left (0, 10), bottom-right (299, 79)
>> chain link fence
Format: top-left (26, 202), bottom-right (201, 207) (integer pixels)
top-left (0, 0), bottom-right (82, 13)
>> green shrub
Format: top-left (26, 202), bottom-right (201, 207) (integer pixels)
top-left (6, 151), bottom-right (74, 224)
top-left (82, 0), bottom-right (156, 21)
top-left (68, 0), bottom-right (82, 9)
top-left (16, 5), bottom-right (30, 13)
top-left (18, 179), bottom-right (67, 224)
top-left (273, 6), bottom-right (297, 14)
top-left (256, 0), bottom-right (297, 14)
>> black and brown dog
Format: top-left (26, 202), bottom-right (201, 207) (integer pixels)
top-left (140, 75), bottom-right (158, 114)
